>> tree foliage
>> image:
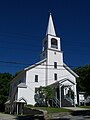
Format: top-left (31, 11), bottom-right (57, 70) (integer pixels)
top-left (0, 73), bottom-right (13, 111)
top-left (34, 86), bottom-right (54, 107)
top-left (74, 65), bottom-right (90, 95)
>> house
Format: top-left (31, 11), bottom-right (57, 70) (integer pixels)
top-left (5, 13), bottom-right (79, 114)
top-left (79, 92), bottom-right (86, 106)
top-left (79, 92), bottom-right (90, 106)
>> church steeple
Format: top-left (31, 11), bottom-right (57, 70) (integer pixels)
top-left (40, 14), bottom-right (62, 60)
top-left (46, 13), bottom-right (56, 36)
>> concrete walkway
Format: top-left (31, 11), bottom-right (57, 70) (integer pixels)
top-left (63, 107), bottom-right (90, 111)
top-left (0, 113), bottom-right (17, 120)
top-left (0, 112), bottom-right (45, 120)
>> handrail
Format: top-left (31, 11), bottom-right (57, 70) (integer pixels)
top-left (52, 97), bottom-right (60, 107)
top-left (64, 95), bottom-right (74, 105)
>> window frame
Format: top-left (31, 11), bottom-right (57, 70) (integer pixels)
top-left (54, 62), bottom-right (57, 69)
top-left (51, 38), bottom-right (58, 49)
top-left (54, 73), bottom-right (57, 80)
top-left (35, 75), bottom-right (38, 82)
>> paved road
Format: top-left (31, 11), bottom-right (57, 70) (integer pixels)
top-left (0, 112), bottom-right (90, 120)
top-left (53, 115), bottom-right (90, 120)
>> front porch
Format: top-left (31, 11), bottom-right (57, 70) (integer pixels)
top-left (49, 78), bottom-right (77, 107)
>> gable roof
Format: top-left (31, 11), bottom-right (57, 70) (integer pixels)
top-left (60, 78), bottom-right (75, 85)
top-left (24, 59), bottom-right (46, 71)
top-left (14, 97), bottom-right (27, 103)
top-left (18, 97), bottom-right (27, 103)
top-left (63, 63), bottom-right (79, 78)
top-left (49, 78), bottom-right (75, 88)
top-left (24, 58), bottom-right (78, 79)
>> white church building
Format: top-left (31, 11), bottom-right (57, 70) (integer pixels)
top-left (5, 14), bottom-right (79, 114)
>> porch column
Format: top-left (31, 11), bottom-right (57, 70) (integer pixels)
top-left (55, 87), bottom-right (57, 99)
top-left (17, 103), bottom-right (19, 115)
top-left (73, 83), bottom-right (77, 106)
top-left (59, 84), bottom-right (62, 108)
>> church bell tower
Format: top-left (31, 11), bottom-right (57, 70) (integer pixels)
top-left (40, 13), bottom-right (63, 66)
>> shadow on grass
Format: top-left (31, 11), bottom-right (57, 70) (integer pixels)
top-left (16, 115), bottom-right (45, 120)
top-left (71, 110), bottom-right (90, 116)
top-left (51, 118), bottom-right (70, 120)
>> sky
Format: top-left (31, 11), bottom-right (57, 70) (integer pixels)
top-left (0, 0), bottom-right (90, 75)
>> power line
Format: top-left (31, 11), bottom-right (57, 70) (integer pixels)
top-left (0, 60), bottom-right (29, 66)
top-left (26, 74), bottom-right (71, 84)
top-left (11, 74), bottom-right (74, 94)
top-left (0, 31), bottom-right (90, 45)
top-left (0, 32), bottom-right (90, 49)
top-left (0, 60), bottom-right (77, 68)
top-left (0, 39), bottom-right (90, 50)
top-left (0, 40), bottom-right (89, 56)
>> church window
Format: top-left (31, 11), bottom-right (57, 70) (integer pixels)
top-left (54, 73), bottom-right (57, 80)
top-left (51, 38), bottom-right (58, 49)
top-left (35, 75), bottom-right (38, 82)
top-left (54, 62), bottom-right (57, 68)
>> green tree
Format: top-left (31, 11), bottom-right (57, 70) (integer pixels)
top-left (35, 86), bottom-right (54, 107)
top-left (0, 73), bottom-right (13, 111)
top-left (74, 65), bottom-right (90, 95)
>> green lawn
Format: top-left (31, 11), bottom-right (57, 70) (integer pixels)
top-left (79, 106), bottom-right (90, 109)
top-left (26, 106), bottom-right (71, 114)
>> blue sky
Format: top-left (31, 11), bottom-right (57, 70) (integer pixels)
top-left (0, 0), bottom-right (90, 75)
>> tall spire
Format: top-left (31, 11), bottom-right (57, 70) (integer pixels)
top-left (46, 13), bottom-right (56, 36)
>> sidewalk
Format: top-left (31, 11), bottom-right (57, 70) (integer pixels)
top-left (0, 113), bottom-right (17, 120)
top-left (63, 107), bottom-right (90, 111)
top-left (0, 113), bottom-right (45, 120)
top-left (62, 107), bottom-right (90, 116)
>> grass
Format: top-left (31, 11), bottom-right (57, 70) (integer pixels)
top-left (26, 106), bottom-right (71, 114)
top-left (79, 106), bottom-right (90, 109)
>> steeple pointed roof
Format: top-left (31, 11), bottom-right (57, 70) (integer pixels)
top-left (46, 13), bottom-right (56, 36)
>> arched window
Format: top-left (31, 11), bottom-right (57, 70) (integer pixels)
top-left (51, 38), bottom-right (58, 49)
